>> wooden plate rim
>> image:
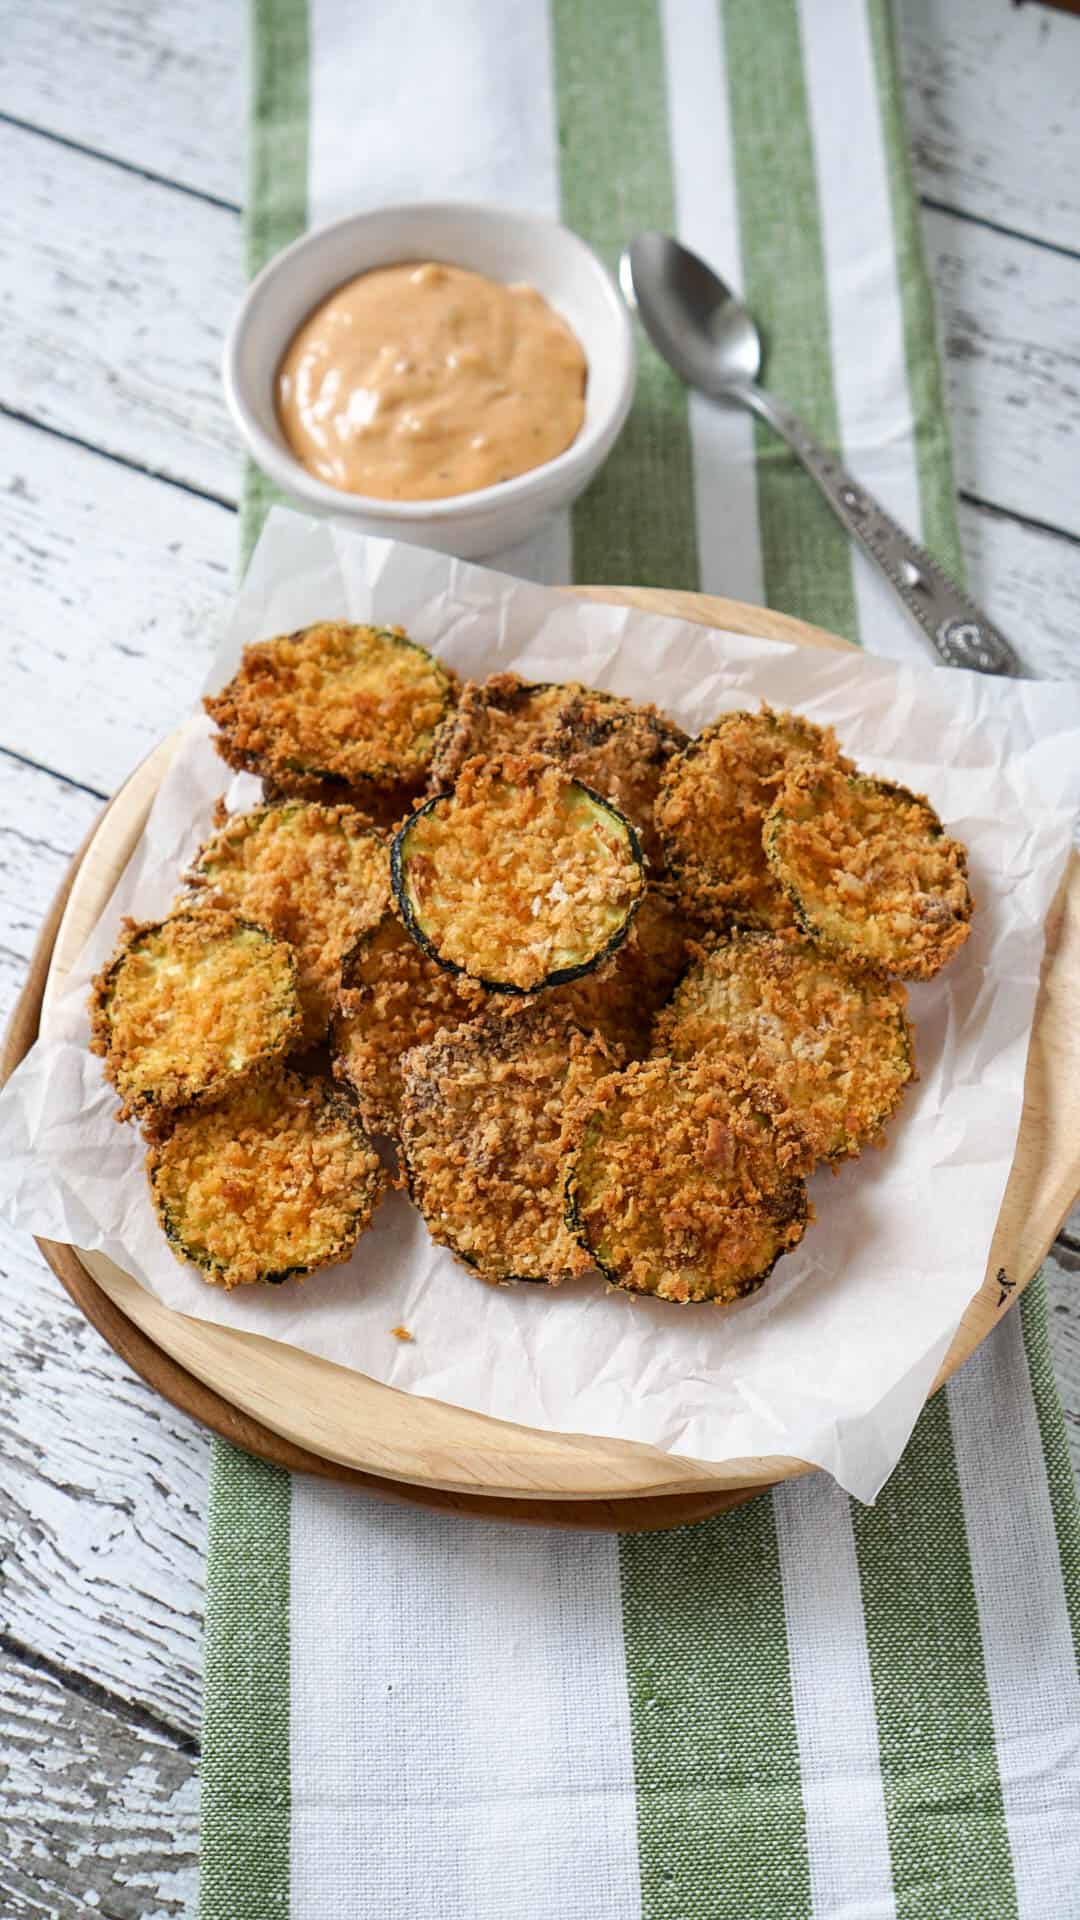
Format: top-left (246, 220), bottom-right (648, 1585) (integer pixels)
top-left (5, 586), bottom-right (1078, 1528)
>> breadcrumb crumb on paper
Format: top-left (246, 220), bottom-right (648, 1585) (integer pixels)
top-left (2, 509), bottom-right (1079, 1503)
top-left (390, 1325), bottom-right (414, 1342)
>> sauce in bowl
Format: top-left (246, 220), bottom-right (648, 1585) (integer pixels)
top-left (275, 261), bottom-right (588, 501)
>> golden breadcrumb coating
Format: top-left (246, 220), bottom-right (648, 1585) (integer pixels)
top-left (656, 706), bottom-right (852, 929)
top-left (393, 753), bottom-right (644, 992)
top-left (399, 1006), bottom-right (614, 1283)
top-left (148, 1070), bottom-right (386, 1288)
top-left (204, 621), bottom-right (456, 796)
top-left (187, 800), bottom-right (389, 1045)
top-left (534, 688), bottom-right (688, 868)
top-left (652, 931), bottom-right (914, 1163)
top-left (89, 907), bottom-right (300, 1126)
top-left (765, 767), bottom-right (973, 979)
top-left (426, 674), bottom-right (607, 790)
top-left (564, 1055), bottom-right (809, 1304)
top-left (531, 881), bottom-right (696, 1058)
top-left (332, 909), bottom-right (488, 1136)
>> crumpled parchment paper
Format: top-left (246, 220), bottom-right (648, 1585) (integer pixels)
top-left (2, 507), bottom-right (1079, 1501)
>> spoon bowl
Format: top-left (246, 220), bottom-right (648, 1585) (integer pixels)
top-left (622, 232), bottom-right (761, 394)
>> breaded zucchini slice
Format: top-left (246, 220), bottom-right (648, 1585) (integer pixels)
top-left (765, 767), bottom-right (973, 980)
top-left (392, 753), bottom-right (644, 993)
top-left (204, 621), bottom-right (456, 796)
top-left (332, 909), bottom-right (488, 1136)
top-left (148, 1069), bottom-right (386, 1287)
top-left (399, 1006), bottom-right (614, 1284)
top-left (652, 931), bottom-right (914, 1163)
top-left (564, 1056), bottom-right (809, 1305)
top-left (187, 800), bottom-right (389, 1045)
top-left (655, 705), bottom-right (852, 930)
top-left (89, 908), bottom-right (301, 1125)
top-left (536, 881), bottom-right (697, 1060)
top-left (426, 673), bottom-right (611, 791)
top-left (535, 689), bottom-right (688, 869)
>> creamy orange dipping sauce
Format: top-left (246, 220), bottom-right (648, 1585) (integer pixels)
top-left (275, 261), bottom-right (588, 501)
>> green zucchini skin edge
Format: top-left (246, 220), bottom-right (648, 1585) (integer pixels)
top-left (389, 780), bottom-right (645, 996)
top-left (151, 1083), bottom-right (380, 1287)
top-left (562, 1139), bottom-right (805, 1306)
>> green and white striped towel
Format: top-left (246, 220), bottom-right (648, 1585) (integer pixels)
top-left (202, 4), bottom-right (1080, 1915)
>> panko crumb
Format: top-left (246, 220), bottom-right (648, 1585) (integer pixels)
top-left (765, 766), bottom-right (973, 979)
top-left (393, 753), bottom-right (644, 991)
top-left (390, 1324), bottom-right (414, 1342)
top-left (657, 705), bottom-right (852, 929)
top-left (204, 620), bottom-right (457, 796)
top-left (399, 1005), bottom-right (615, 1283)
top-left (187, 800), bottom-right (390, 1045)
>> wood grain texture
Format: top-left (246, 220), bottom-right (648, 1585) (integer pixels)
top-left (924, 203), bottom-right (1080, 536)
top-left (899, 0), bottom-right (1080, 252)
top-left (0, 1656), bottom-right (196, 1920)
top-left (0, 411), bottom-right (234, 791)
top-left (3, 119), bottom-right (243, 501)
top-left (0, 0), bottom-right (245, 205)
top-left (957, 497), bottom-right (1080, 685)
top-left (23, 589), bottom-right (1080, 1511)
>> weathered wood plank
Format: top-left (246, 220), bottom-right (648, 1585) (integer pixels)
top-left (898, 0), bottom-right (1080, 254)
top-left (0, 750), bottom-right (102, 1016)
top-left (0, 1654), bottom-right (197, 1919)
top-left (0, 1223), bottom-right (207, 1738)
top-left (0, 0), bottom-right (245, 206)
top-left (4, 118), bottom-right (243, 501)
top-left (956, 498), bottom-right (1080, 684)
top-left (1, 411), bottom-right (234, 795)
top-left (923, 202), bottom-right (1080, 538)
top-left (1045, 1247), bottom-right (1080, 1490)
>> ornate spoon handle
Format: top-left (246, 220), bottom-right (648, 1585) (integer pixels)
top-left (743, 385), bottom-right (1025, 676)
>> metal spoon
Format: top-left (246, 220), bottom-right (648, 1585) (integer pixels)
top-left (621, 231), bottom-right (1024, 676)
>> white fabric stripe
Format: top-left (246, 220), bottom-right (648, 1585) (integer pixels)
top-left (305, 0), bottom-right (570, 582)
top-left (797, 0), bottom-right (925, 665)
top-left (289, 1482), bottom-right (641, 1920)
top-left (774, 1478), bottom-right (897, 1920)
top-left (660, 0), bottom-right (765, 607)
top-left (948, 1313), bottom-right (1080, 1919)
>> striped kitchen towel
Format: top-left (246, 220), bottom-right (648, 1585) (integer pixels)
top-left (201, 3), bottom-right (1080, 1916)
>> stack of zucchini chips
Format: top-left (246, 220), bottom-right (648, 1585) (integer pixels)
top-left (90, 622), bottom-right (973, 1305)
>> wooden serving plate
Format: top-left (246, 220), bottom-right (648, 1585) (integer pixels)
top-left (5, 588), bottom-right (1079, 1533)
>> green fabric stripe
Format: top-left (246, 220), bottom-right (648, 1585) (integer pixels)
top-left (866, 0), bottom-right (965, 580)
top-left (721, 0), bottom-right (859, 643)
top-left (1021, 1274), bottom-right (1080, 1674)
top-left (619, 1500), bottom-right (813, 1920)
top-left (241, 0), bottom-right (310, 568)
top-left (851, 1391), bottom-right (1019, 1919)
top-left (551, 0), bottom-right (698, 590)
top-left (200, 1446), bottom-right (292, 1920)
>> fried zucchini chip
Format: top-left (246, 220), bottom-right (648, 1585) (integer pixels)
top-left (399, 1006), bottom-right (614, 1284)
top-left (656, 706), bottom-right (852, 930)
top-left (564, 1056), bottom-right (809, 1304)
top-left (426, 673), bottom-right (610, 790)
top-left (187, 800), bottom-right (389, 1045)
top-left (765, 768), bottom-right (973, 979)
top-left (392, 753), bottom-right (644, 993)
top-left (204, 621), bottom-right (456, 796)
top-left (534, 689), bottom-right (688, 868)
top-left (148, 1069), bottom-right (386, 1287)
top-left (332, 909), bottom-right (488, 1136)
top-left (90, 908), bottom-right (301, 1125)
top-left (653, 931), bottom-right (914, 1162)
top-left (536, 881), bottom-right (696, 1059)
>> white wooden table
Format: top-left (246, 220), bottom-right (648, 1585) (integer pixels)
top-left (3, 3), bottom-right (1079, 1910)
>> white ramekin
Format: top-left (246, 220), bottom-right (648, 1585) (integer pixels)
top-left (223, 202), bottom-right (637, 560)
